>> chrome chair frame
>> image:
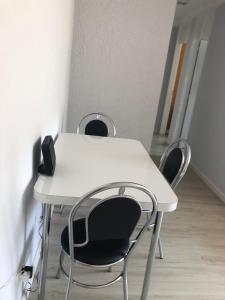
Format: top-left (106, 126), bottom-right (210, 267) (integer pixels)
top-left (76, 112), bottom-right (117, 137)
top-left (56, 182), bottom-right (158, 300)
top-left (159, 139), bottom-right (191, 189)
top-left (157, 139), bottom-right (191, 258)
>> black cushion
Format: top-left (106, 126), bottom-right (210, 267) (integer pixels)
top-left (88, 197), bottom-right (141, 241)
top-left (85, 119), bottom-right (108, 136)
top-left (61, 218), bottom-right (129, 265)
top-left (162, 148), bottom-right (183, 184)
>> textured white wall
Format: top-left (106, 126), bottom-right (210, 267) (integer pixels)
top-left (66, 0), bottom-right (176, 150)
top-left (188, 3), bottom-right (225, 198)
top-left (0, 1), bottom-right (74, 299)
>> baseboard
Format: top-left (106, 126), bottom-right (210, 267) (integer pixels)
top-left (190, 163), bottom-right (225, 204)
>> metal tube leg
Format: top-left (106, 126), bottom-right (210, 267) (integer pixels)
top-left (65, 267), bottom-right (73, 300)
top-left (59, 205), bottom-right (64, 215)
top-left (123, 262), bottom-right (128, 300)
top-left (141, 212), bottom-right (163, 300)
top-left (38, 204), bottom-right (52, 300)
top-left (54, 205), bottom-right (64, 214)
top-left (157, 212), bottom-right (164, 259)
top-left (158, 237), bottom-right (164, 259)
top-left (147, 212), bottom-right (151, 231)
top-left (56, 249), bottom-right (64, 279)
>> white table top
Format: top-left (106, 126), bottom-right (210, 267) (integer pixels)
top-left (34, 134), bottom-right (178, 212)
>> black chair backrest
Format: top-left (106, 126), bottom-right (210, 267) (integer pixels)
top-left (87, 196), bottom-right (141, 241)
top-left (161, 148), bottom-right (183, 185)
top-left (85, 119), bottom-right (108, 137)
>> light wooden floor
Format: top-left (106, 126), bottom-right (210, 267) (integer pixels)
top-left (30, 162), bottom-right (225, 300)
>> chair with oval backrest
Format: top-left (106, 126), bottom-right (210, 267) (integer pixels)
top-left (58, 113), bottom-right (117, 215)
top-left (56, 182), bottom-right (158, 300)
top-left (77, 113), bottom-right (116, 137)
top-left (157, 139), bottom-right (191, 258)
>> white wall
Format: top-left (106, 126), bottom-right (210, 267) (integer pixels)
top-left (66, 0), bottom-right (176, 151)
top-left (0, 1), bottom-right (74, 299)
top-left (188, 3), bottom-right (225, 200)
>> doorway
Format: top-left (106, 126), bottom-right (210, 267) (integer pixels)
top-left (151, 42), bottom-right (187, 155)
top-left (160, 42), bottom-right (187, 136)
top-left (151, 38), bottom-right (208, 156)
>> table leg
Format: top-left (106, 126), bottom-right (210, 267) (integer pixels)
top-left (141, 211), bottom-right (163, 300)
top-left (38, 204), bottom-right (52, 300)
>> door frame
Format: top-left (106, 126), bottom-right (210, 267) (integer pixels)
top-left (167, 39), bottom-right (201, 143)
top-left (159, 43), bottom-right (186, 135)
top-left (181, 40), bottom-right (208, 139)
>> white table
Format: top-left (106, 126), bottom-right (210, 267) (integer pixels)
top-left (34, 133), bottom-right (178, 300)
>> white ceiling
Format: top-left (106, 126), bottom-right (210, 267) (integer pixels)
top-left (174, 0), bottom-right (225, 24)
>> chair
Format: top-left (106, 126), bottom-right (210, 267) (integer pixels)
top-left (157, 139), bottom-right (191, 258)
top-left (58, 113), bottom-right (116, 216)
top-left (77, 113), bottom-right (116, 137)
top-left (56, 182), bottom-right (158, 300)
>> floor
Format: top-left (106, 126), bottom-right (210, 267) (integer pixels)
top-left (30, 159), bottom-right (225, 300)
top-left (150, 135), bottom-right (168, 156)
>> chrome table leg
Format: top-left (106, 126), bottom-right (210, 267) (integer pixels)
top-left (158, 211), bottom-right (164, 259)
top-left (38, 204), bottom-right (52, 300)
top-left (141, 211), bottom-right (163, 300)
top-left (123, 261), bottom-right (128, 300)
top-left (158, 237), bottom-right (164, 259)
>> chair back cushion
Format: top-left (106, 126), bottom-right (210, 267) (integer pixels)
top-left (162, 148), bottom-right (183, 184)
top-left (85, 119), bottom-right (108, 136)
top-left (88, 196), bottom-right (141, 241)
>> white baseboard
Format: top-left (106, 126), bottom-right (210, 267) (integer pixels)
top-left (190, 163), bottom-right (225, 204)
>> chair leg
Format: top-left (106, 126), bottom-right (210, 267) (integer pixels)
top-left (158, 237), bottom-right (164, 259)
top-left (123, 263), bottom-right (128, 300)
top-left (146, 212), bottom-right (152, 231)
top-left (59, 205), bottom-right (64, 215)
top-left (157, 212), bottom-right (164, 259)
top-left (65, 268), bottom-right (73, 300)
top-left (54, 205), bottom-right (64, 214)
top-left (56, 248), bottom-right (64, 279)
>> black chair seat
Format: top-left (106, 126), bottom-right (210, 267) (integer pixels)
top-left (61, 218), bottom-right (129, 266)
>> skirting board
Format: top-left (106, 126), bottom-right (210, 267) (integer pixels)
top-left (190, 163), bottom-right (225, 204)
